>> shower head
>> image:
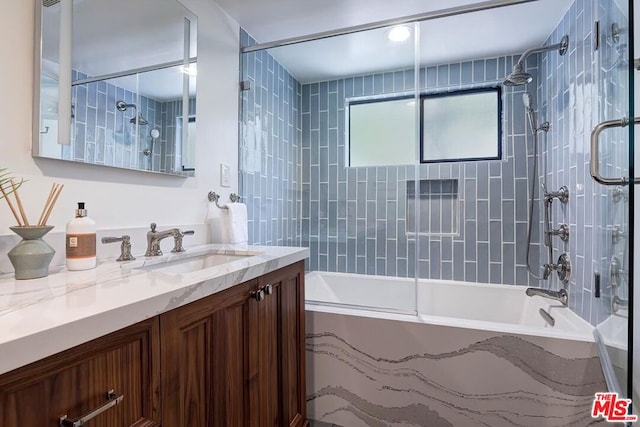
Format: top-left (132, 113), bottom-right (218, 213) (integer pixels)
top-left (150, 129), bottom-right (160, 139)
top-left (504, 64), bottom-right (533, 86)
top-left (503, 35), bottom-right (569, 87)
top-left (130, 112), bottom-right (148, 126)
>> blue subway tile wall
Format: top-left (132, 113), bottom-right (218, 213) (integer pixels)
top-left (68, 70), bottom-right (193, 174)
top-left (239, 30), bottom-right (303, 247)
top-left (539, 0), bottom-right (629, 326)
top-left (301, 56), bottom-right (542, 285)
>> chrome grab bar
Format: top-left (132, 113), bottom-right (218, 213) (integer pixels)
top-left (60, 390), bottom-right (124, 426)
top-left (590, 117), bottom-right (640, 185)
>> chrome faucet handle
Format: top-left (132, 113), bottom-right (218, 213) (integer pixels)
top-left (101, 235), bottom-right (135, 261)
top-left (171, 230), bottom-right (195, 253)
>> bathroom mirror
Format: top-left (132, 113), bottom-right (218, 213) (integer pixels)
top-left (33, 0), bottom-right (197, 176)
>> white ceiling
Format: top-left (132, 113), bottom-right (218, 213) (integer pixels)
top-left (216, 0), bottom-right (574, 83)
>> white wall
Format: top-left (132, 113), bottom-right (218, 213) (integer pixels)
top-left (0, 1), bottom-right (240, 264)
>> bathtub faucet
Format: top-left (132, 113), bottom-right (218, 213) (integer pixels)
top-left (525, 287), bottom-right (568, 306)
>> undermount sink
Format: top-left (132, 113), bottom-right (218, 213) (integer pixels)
top-left (127, 249), bottom-right (261, 276)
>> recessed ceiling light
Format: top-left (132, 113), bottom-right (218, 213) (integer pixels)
top-left (388, 25), bottom-right (411, 42)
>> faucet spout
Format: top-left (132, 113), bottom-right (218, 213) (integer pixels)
top-left (145, 223), bottom-right (179, 257)
top-left (525, 287), bottom-right (568, 306)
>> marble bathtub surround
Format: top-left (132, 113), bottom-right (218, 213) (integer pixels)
top-left (0, 243), bottom-right (309, 375)
top-left (306, 310), bottom-right (607, 427)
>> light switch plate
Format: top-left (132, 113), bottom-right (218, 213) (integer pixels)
top-left (220, 163), bottom-right (230, 187)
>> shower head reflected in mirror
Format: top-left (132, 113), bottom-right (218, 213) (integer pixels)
top-left (504, 35), bottom-right (569, 86)
top-left (116, 100), bottom-right (149, 126)
top-left (130, 112), bottom-right (148, 126)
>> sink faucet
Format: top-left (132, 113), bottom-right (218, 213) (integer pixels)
top-left (145, 223), bottom-right (194, 256)
top-left (525, 287), bottom-right (568, 306)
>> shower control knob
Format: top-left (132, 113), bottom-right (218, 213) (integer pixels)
top-left (263, 284), bottom-right (273, 296)
top-left (251, 289), bottom-right (265, 302)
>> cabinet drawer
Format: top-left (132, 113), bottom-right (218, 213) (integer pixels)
top-left (0, 318), bottom-right (160, 427)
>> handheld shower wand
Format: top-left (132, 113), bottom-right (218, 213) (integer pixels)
top-left (523, 93), bottom-right (550, 134)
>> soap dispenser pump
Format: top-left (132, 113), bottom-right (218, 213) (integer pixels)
top-left (66, 202), bottom-right (97, 271)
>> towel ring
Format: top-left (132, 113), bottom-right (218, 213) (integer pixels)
top-left (208, 192), bottom-right (241, 209)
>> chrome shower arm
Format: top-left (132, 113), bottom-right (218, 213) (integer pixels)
top-left (513, 35), bottom-right (569, 69)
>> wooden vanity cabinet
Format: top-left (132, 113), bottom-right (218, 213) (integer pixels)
top-left (255, 261), bottom-right (307, 427)
top-left (0, 261), bottom-right (306, 427)
top-left (160, 260), bottom-right (307, 427)
top-left (0, 318), bottom-right (160, 427)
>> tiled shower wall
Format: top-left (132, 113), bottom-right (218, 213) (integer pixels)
top-left (66, 70), bottom-right (193, 174)
top-left (539, 0), bottom-right (629, 325)
top-left (301, 57), bottom-right (543, 286)
top-left (239, 30), bottom-right (303, 246)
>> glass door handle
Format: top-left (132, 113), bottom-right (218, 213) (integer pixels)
top-left (590, 117), bottom-right (640, 185)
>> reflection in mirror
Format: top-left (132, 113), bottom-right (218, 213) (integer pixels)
top-left (176, 115), bottom-right (197, 171)
top-left (34, 0), bottom-right (197, 176)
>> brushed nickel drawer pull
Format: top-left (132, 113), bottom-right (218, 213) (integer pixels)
top-left (59, 390), bottom-right (124, 426)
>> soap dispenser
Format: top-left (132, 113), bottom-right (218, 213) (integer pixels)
top-left (66, 202), bottom-right (97, 270)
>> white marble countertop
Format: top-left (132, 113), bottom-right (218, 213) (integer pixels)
top-left (0, 244), bottom-right (309, 375)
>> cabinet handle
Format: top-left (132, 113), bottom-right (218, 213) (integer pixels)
top-left (251, 289), bottom-right (265, 302)
top-left (59, 390), bottom-right (124, 427)
top-left (263, 284), bottom-right (273, 296)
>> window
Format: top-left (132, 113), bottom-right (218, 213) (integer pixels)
top-left (348, 95), bottom-right (416, 167)
top-left (420, 87), bottom-right (501, 163)
top-left (347, 87), bottom-right (501, 167)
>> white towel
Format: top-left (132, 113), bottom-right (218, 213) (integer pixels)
top-left (221, 202), bottom-right (248, 244)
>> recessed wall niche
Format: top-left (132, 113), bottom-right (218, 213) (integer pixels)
top-left (406, 179), bottom-right (459, 236)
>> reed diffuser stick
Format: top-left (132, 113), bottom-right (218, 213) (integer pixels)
top-left (0, 184), bottom-right (23, 226)
top-left (38, 183), bottom-right (57, 226)
top-left (11, 180), bottom-right (29, 226)
top-left (41, 184), bottom-right (64, 226)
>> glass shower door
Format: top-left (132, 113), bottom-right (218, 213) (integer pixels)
top-left (239, 24), bottom-right (420, 315)
top-left (592, 0), bottom-right (634, 407)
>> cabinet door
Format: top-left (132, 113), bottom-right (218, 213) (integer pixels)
top-left (257, 261), bottom-right (306, 427)
top-left (0, 318), bottom-right (160, 427)
top-left (161, 279), bottom-right (258, 427)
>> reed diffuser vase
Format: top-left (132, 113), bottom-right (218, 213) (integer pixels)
top-left (8, 226), bottom-right (55, 280)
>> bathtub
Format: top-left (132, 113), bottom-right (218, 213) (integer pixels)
top-left (305, 272), bottom-right (607, 427)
